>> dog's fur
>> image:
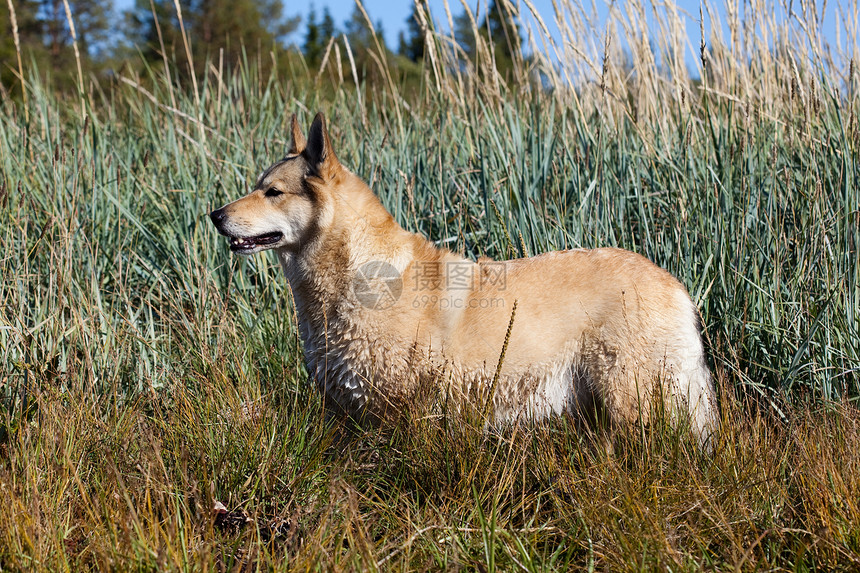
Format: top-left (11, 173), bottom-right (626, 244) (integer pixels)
top-left (210, 113), bottom-right (719, 445)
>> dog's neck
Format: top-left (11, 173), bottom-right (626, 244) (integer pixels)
top-left (275, 171), bottom-right (425, 337)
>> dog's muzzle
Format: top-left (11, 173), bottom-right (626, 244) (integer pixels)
top-left (209, 207), bottom-right (284, 254)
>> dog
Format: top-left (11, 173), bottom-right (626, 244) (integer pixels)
top-left (210, 112), bottom-right (719, 446)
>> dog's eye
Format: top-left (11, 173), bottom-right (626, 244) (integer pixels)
top-left (265, 188), bottom-right (283, 198)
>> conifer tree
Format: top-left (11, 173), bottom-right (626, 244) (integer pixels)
top-left (304, 5), bottom-right (322, 66)
top-left (320, 6), bottom-right (335, 45)
top-left (1, 0), bottom-right (111, 92)
top-left (398, 1), bottom-right (425, 62)
top-left (127, 0), bottom-right (299, 75)
top-left (1, 0), bottom-right (43, 92)
top-left (454, 0), bottom-right (520, 79)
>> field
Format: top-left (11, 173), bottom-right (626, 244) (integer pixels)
top-left (1, 0), bottom-right (859, 569)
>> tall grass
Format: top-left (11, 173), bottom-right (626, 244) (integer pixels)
top-left (0, 0), bottom-right (858, 569)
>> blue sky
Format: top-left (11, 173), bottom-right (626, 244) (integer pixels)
top-left (304, 0), bottom-right (847, 74)
top-left (114, 0), bottom-right (848, 70)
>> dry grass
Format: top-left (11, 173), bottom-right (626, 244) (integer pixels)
top-left (2, 377), bottom-right (860, 570)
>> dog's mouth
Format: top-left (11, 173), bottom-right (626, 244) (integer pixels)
top-left (228, 231), bottom-right (284, 253)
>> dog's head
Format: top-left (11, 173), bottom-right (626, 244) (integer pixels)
top-left (210, 113), bottom-right (341, 255)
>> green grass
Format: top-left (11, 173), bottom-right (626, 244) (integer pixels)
top-left (1, 0), bottom-right (859, 569)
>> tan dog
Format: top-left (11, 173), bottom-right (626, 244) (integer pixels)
top-left (210, 113), bottom-right (719, 446)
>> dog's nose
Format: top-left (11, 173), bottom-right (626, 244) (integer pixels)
top-left (210, 208), bottom-right (227, 226)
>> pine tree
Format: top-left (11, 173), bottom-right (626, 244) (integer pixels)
top-left (453, 7), bottom-right (478, 61)
top-left (343, 3), bottom-right (373, 55)
top-left (399, 1), bottom-right (425, 62)
top-left (125, 0), bottom-right (180, 68)
top-left (320, 6), bottom-right (335, 43)
top-left (0, 0), bottom-right (111, 92)
top-left (342, 4), bottom-right (394, 84)
top-left (126, 0), bottom-right (299, 75)
top-left (487, 0), bottom-right (519, 73)
top-left (1, 0), bottom-right (43, 94)
top-left (454, 0), bottom-right (520, 79)
top-left (303, 4), bottom-right (321, 66)
top-left (39, 0), bottom-right (110, 66)
top-left (67, 0), bottom-right (111, 56)
top-left (303, 6), bottom-right (335, 70)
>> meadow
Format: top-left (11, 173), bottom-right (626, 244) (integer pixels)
top-left (1, 0), bottom-right (859, 569)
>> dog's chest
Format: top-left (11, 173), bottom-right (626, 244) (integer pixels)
top-left (300, 323), bottom-right (419, 417)
top-left (303, 334), bottom-right (370, 411)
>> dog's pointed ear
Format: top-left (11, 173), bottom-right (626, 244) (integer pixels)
top-left (287, 113), bottom-right (306, 155)
top-left (305, 112), bottom-right (339, 177)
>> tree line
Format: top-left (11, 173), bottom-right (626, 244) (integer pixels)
top-left (1, 0), bottom-right (521, 95)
